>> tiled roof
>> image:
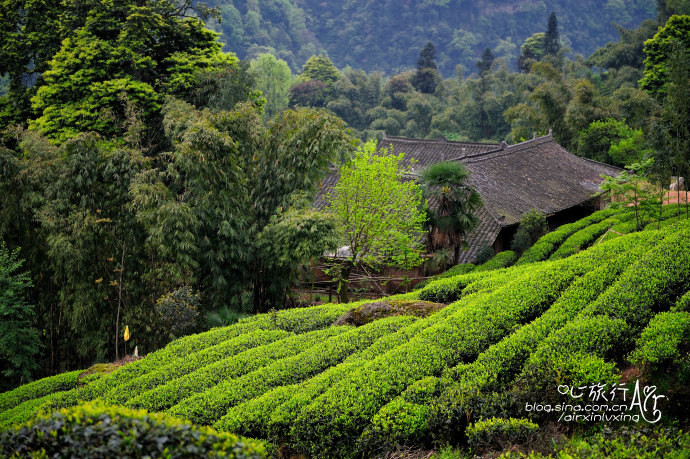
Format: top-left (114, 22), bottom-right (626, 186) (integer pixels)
top-left (383, 133), bottom-right (622, 226)
top-left (314, 132), bottom-right (622, 262)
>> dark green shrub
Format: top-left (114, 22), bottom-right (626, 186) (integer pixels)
top-left (205, 306), bottom-right (250, 328)
top-left (475, 244), bottom-right (494, 264)
top-left (510, 209), bottom-right (547, 255)
top-left (466, 417), bottom-right (538, 452)
top-left (0, 402), bottom-right (267, 458)
top-left (156, 285), bottom-right (201, 338)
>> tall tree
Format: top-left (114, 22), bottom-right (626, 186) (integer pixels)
top-left (0, 242), bottom-right (41, 390)
top-left (134, 98), bottom-right (353, 313)
top-left (421, 161), bottom-right (481, 264)
top-left (517, 32), bottom-right (546, 73)
top-left (412, 42), bottom-right (440, 94)
top-left (250, 54), bottom-right (292, 120)
top-left (544, 12), bottom-right (561, 56)
top-left (18, 0), bottom-right (231, 146)
top-left (648, 42), bottom-right (690, 218)
top-left (327, 140), bottom-right (427, 302)
top-left (640, 14), bottom-right (690, 97)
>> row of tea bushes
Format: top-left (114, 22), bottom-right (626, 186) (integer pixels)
top-left (0, 393), bottom-right (61, 430)
top-left (214, 315), bottom-right (442, 440)
top-left (629, 311), bottom-right (690, 373)
top-left (0, 402), bottom-right (267, 458)
top-left (0, 370), bottom-right (82, 412)
top-left (286, 254), bottom-right (591, 457)
top-left (103, 329), bottom-right (291, 404)
top-left (56, 301), bottom-right (360, 411)
top-left (516, 208), bottom-right (619, 265)
top-left (417, 262), bottom-right (534, 304)
top-left (516, 223), bottom-right (690, 406)
top-left (581, 222), bottom-right (690, 329)
top-left (126, 327), bottom-right (346, 412)
top-left (356, 231), bottom-right (664, 452)
top-left (168, 316), bottom-right (416, 426)
top-left (475, 250), bottom-right (517, 272)
top-left (548, 211), bottom-right (634, 260)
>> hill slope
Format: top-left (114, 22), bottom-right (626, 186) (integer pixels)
top-left (1, 207), bottom-right (689, 457)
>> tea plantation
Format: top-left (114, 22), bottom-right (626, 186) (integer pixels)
top-left (2, 207), bottom-right (689, 458)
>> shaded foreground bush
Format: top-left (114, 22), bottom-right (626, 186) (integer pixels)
top-left (0, 402), bottom-right (267, 458)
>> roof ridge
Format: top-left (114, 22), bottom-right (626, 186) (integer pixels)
top-left (458, 132), bottom-right (556, 163)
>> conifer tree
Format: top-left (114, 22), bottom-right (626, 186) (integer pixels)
top-left (544, 12), bottom-right (561, 56)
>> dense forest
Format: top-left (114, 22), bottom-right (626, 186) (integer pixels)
top-left (205, 0), bottom-right (658, 76)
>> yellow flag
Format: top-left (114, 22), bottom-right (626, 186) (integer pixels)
top-left (124, 326), bottom-right (130, 342)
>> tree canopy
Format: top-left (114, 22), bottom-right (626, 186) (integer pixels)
top-left (328, 140), bottom-right (427, 301)
top-left (640, 14), bottom-right (690, 97)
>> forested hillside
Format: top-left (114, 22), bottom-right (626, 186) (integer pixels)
top-left (207, 0), bottom-right (657, 75)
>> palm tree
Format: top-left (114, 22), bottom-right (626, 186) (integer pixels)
top-left (421, 161), bottom-right (482, 265)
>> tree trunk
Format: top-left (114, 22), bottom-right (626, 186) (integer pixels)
top-left (115, 244), bottom-right (125, 361)
top-left (339, 261), bottom-right (354, 303)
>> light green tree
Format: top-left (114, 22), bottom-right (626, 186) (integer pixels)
top-left (640, 15), bottom-right (690, 97)
top-left (250, 53), bottom-right (292, 120)
top-left (327, 140), bottom-right (427, 302)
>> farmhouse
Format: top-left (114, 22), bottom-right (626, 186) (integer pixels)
top-left (316, 130), bottom-right (622, 263)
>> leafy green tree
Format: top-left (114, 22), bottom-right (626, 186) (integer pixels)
top-left (299, 55), bottom-right (341, 86)
top-left (292, 55), bottom-right (340, 107)
top-left (327, 140), bottom-right (427, 302)
top-left (648, 41), bottom-right (690, 218)
top-left (564, 80), bottom-right (616, 140)
top-left (640, 15), bottom-right (690, 97)
top-left (587, 20), bottom-right (659, 71)
top-left (34, 135), bottom-right (146, 363)
top-left (476, 48), bottom-right (495, 74)
top-left (421, 161), bottom-right (482, 265)
top-left (527, 62), bottom-right (573, 147)
top-left (383, 75), bottom-right (412, 111)
top-left (601, 159), bottom-right (659, 230)
top-left (24, 0), bottom-right (229, 145)
top-left (0, 242), bottom-right (41, 390)
top-left (250, 54), bottom-right (292, 120)
top-left (577, 118), bottom-right (640, 165)
top-left (518, 32), bottom-right (546, 73)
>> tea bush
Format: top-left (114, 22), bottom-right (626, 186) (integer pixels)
top-left (466, 417), bottom-right (539, 451)
top-left (169, 316), bottom-right (415, 425)
top-left (0, 370), bottom-right (82, 412)
top-left (0, 402), bottom-right (267, 458)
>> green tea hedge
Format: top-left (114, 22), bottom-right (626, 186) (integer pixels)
top-left (0, 402), bottom-right (267, 458)
top-left (128, 327), bottom-right (345, 412)
top-left (0, 370), bottom-right (82, 413)
top-left (169, 316), bottom-right (415, 426)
